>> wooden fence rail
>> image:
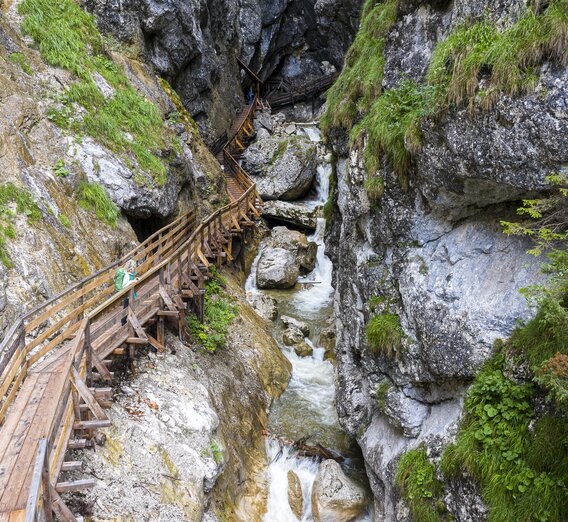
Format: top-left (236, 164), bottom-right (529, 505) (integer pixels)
top-left (0, 86), bottom-right (262, 521)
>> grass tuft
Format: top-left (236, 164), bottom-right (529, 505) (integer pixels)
top-left (19, 0), bottom-right (177, 185)
top-left (366, 313), bottom-right (403, 356)
top-left (75, 181), bottom-right (119, 228)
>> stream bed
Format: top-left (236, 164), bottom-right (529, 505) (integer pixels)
top-left (245, 126), bottom-right (371, 521)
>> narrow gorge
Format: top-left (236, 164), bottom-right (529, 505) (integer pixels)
top-left (0, 0), bottom-right (566, 521)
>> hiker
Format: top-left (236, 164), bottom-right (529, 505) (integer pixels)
top-left (247, 87), bottom-right (254, 105)
top-left (114, 260), bottom-right (139, 325)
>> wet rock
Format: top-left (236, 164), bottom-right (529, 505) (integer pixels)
top-left (247, 292), bottom-right (278, 321)
top-left (262, 200), bottom-right (319, 231)
top-left (294, 341), bottom-right (314, 358)
top-left (287, 470), bottom-right (303, 518)
top-left (243, 134), bottom-right (317, 201)
top-left (320, 325), bottom-right (336, 363)
top-left (382, 388), bottom-right (429, 438)
top-left (311, 459), bottom-right (368, 522)
top-left (256, 248), bottom-right (299, 289)
top-left (283, 327), bottom-right (304, 346)
top-left (268, 227), bottom-right (317, 274)
top-left (281, 315), bottom-right (310, 336)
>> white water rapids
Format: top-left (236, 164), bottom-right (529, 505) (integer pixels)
top-left (246, 126), bottom-right (371, 521)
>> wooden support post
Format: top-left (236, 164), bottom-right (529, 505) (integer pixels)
top-left (85, 319), bottom-right (92, 387)
top-left (157, 316), bottom-right (165, 349)
top-left (49, 484), bottom-right (78, 522)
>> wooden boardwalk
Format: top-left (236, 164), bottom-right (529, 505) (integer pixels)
top-left (0, 91), bottom-right (262, 521)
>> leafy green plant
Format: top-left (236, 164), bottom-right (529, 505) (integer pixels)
top-left (366, 313), bottom-right (403, 356)
top-left (8, 52), bottom-right (33, 74)
top-left (53, 159), bottom-right (70, 177)
top-left (376, 381), bottom-right (390, 412)
top-left (364, 174), bottom-right (385, 203)
top-left (396, 446), bottom-right (448, 522)
top-left (188, 277), bottom-right (236, 353)
top-left (209, 441), bottom-right (223, 464)
top-left (19, 0), bottom-right (177, 185)
top-left (441, 352), bottom-right (568, 521)
top-left (75, 181), bottom-right (119, 228)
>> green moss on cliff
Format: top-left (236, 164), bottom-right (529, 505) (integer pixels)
top-left (324, 0), bottom-right (568, 184)
top-left (396, 446), bottom-right (448, 522)
top-left (19, 0), bottom-right (176, 185)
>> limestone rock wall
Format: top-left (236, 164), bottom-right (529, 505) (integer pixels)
top-left (325, 1), bottom-right (568, 519)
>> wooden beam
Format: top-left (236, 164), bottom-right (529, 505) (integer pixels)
top-left (68, 439), bottom-right (87, 450)
top-left (90, 349), bottom-right (112, 382)
top-left (128, 312), bottom-right (148, 341)
top-left (61, 461), bottom-right (83, 472)
top-left (73, 419), bottom-right (111, 430)
top-left (159, 285), bottom-right (177, 312)
top-left (55, 479), bottom-right (96, 493)
top-left (126, 337), bottom-right (149, 345)
top-left (146, 333), bottom-right (164, 353)
top-left (157, 310), bottom-right (179, 318)
top-left (49, 485), bottom-right (78, 522)
top-left (71, 368), bottom-right (108, 420)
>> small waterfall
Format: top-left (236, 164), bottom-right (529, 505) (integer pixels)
top-left (264, 439), bottom-right (320, 522)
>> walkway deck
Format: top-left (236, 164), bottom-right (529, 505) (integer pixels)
top-left (0, 91), bottom-right (262, 521)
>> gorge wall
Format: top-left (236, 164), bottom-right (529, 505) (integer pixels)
top-left (85, 0), bottom-right (364, 141)
top-left (324, 0), bottom-right (568, 519)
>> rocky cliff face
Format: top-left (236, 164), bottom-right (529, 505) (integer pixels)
top-left (325, 1), bottom-right (568, 519)
top-left (0, 2), bottom-right (223, 331)
top-left (85, 0), bottom-right (364, 141)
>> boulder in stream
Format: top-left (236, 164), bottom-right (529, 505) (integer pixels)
top-left (283, 326), bottom-right (305, 346)
top-left (287, 470), bottom-right (303, 518)
top-left (243, 134), bottom-right (317, 200)
top-left (247, 292), bottom-right (278, 322)
top-left (262, 200), bottom-right (319, 231)
top-left (294, 341), bottom-right (313, 358)
top-left (311, 459), bottom-right (368, 522)
top-left (281, 315), bottom-right (310, 336)
top-left (256, 248), bottom-right (299, 289)
top-left (268, 226), bottom-right (318, 274)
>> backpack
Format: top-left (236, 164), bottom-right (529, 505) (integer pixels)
top-left (114, 268), bottom-right (126, 291)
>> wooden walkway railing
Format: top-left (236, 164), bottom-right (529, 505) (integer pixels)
top-left (263, 72), bottom-right (338, 109)
top-left (0, 81), bottom-right (262, 522)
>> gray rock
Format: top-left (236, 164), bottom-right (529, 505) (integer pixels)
top-left (256, 248), bottom-right (299, 289)
top-left (382, 388), bottom-right (429, 438)
top-left (243, 135), bottom-right (317, 200)
top-left (288, 470), bottom-right (303, 518)
top-left (283, 326), bottom-right (304, 346)
top-left (247, 292), bottom-right (278, 321)
top-left (281, 315), bottom-right (310, 336)
top-left (268, 227), bottom-right (317, 273)
top-left (311, 459), bottom-right (368, 522)
top-left (262, 200), bottom-right (320, 230)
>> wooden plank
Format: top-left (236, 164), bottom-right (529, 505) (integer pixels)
top-left (27, 320), bottom-right (82, 368)
top-left (70, 368), bottom-right (107, 421)
top-left (157, 311), bottom-right (179, 318)
top-left (24, 438), bottom-right (46, 522)
top-left (125, 338), bottom-right (148, 345)
top-left (159, 286), bottom-right (176, 312)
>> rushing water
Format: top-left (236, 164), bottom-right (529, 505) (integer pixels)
top-left (246, 127), bottom-right (371, 521)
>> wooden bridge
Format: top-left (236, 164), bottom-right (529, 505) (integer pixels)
top-left (0, 91), bottom-right (262, 520)
top-left (262, 72), bottom-right (338, 109)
